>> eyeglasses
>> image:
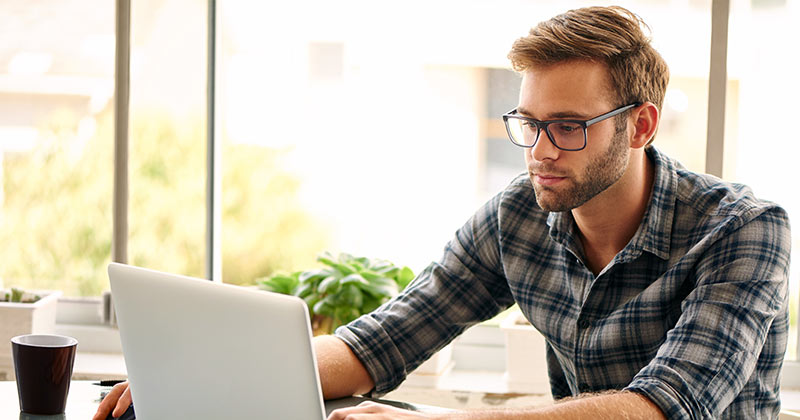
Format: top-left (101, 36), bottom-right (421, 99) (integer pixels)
top-left (502, 102), bottom-right (642, 151)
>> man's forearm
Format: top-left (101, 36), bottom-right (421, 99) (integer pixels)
top-left (312, 335), bottom-right (666, 419)
top-left (314, 335), bottom-right (375, 399)
top-left (529, 391), bottom-right (666, 420)
top-left (434, 391), bottom-right (666, 420)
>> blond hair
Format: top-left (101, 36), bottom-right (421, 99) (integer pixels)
top-left (508, 6), bottom-right (669, 144)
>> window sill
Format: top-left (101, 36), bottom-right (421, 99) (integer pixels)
top-left (55, 322), bottom-right (126, 380)
top-left (55, 323), bottom-right (122, 354)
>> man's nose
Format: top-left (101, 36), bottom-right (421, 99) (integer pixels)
top-left (530, 130), bottom-right (560, 162)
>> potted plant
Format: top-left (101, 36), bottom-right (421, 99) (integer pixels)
top-left (0, 287), bottom-right (62, 380)
top-left (258, 252), bottom-right (415, 336)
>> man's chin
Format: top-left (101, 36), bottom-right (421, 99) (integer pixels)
top-left (533, 190), bottom-right (571, 212)
top-left (533, 184), bottom-right (590, 212)
top-left (536, 201), bottom-right (573, 213)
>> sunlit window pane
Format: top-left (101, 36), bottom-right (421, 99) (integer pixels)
top-left (126, 0), bottom-right (208, 279)
top-left (728, 0), bottom-right (800, 359)
top-left (217, 0), bottom-right (712, 285)
top-left (0, 2), bottom-right (115, 296)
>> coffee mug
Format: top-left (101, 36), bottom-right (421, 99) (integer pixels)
top-left (11, 334), bottom-right (78, 415)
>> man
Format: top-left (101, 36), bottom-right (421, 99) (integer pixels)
top-left (96, 6), bottom-right (790, 420)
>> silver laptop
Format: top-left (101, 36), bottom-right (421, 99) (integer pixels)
top-left (108, 262), bottom-right (328, 419)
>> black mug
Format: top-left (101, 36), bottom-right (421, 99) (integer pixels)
top-left (11, 334), bottom-right (78, 415)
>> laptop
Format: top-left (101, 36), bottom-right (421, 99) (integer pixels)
top-left (108, 262), bottom-right (335, 419)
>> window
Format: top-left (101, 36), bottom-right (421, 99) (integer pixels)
top-left (126, 0), bottom-right (208, 279)
top-left (0, 1), bottom-right (115, 296)
top-left (217, 1), bottom-right (494, 282)
top-left (215, 0), bottom-right (715, 284)
top-left (4, 1), bottom-right (799, 382)
top-left (727, 0), bottom-right (800, 359)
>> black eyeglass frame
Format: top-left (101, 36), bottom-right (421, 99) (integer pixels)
top-left (502, 102), bottom-right (642, 151)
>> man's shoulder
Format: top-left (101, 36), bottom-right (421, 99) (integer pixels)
top-left (666, 164), bottom-right (789, 241)
top-left (673, 166), bottom-right (779, 219)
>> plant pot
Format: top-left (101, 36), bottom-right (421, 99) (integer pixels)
top-left (500, 310), bottom-right (550, 395)
top-left (0, 290), bottom-right (61, 380)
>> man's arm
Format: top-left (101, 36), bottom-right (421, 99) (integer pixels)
top-left (527, 392), bottom-right (666, 420)
top-left (327, 391), bottom-right (666, 419)
top-left (315, 335), bottom-right (375, 399)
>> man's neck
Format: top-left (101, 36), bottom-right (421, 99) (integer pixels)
top-left (572, 149), bottom-right (654, 275)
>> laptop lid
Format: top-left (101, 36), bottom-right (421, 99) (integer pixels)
top-left (108, 263), bottom-right (327, 420)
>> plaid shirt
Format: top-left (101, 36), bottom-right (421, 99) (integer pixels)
top-left (335, 147), bottom-right (791, 419)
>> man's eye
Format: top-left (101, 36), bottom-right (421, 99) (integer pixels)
top-left (553, 123), bottom-right (580, 134)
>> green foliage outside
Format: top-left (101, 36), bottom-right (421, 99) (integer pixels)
top-left (259, 252), bottom-right (415, 335)
top-left (0, 107), bottom-right (329, 296)
top-left (1, 108), bottom-right (114, 296)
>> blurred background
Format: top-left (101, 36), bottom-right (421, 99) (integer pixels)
top-left (1, 0), bottom-right (798, 354)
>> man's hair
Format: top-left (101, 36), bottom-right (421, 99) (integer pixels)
top-left (508, 6), bottom-right (669, 145)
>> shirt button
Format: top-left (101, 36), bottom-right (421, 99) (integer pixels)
top-left (578, 319), bottom-right (591, 329)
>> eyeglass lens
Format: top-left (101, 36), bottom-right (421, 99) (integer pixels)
top-left (506, 119), bottom-right (585, 150)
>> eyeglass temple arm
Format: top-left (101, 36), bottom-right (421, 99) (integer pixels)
top-left (585, 102), bottom-right (643, 126)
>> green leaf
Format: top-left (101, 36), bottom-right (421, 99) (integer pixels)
top-left (352, 256), bottom-right (370, 267)
top-left (313, 295), bottom-right (337, 317)
top-left (362, 296), bottom-right (384, 313)
top-left (396, 266), bottom-right (415, 290)
top-left (303, 295), bottom-right (321, 315)
top-left (318, 275), bottom-right (342, 294)
top-left (294, 283), bottom-right (315, 298)
top-left (358, 281), bottom-right (397, 299)
top-left (317, 255), bottom-right (355, 276)
top-left (334, 306), bottom-right (362, 325)
top-left (340, 273), bottom-right (368, 286)
top-left (339, 284), bottom-right (364, 308)
top-left (370, 261), bottom-right (394, 272)
top-left (359, 270), bottom-right (382, 281)
top-left (368, 276), bottom-right (397, 288)
top-left (258, 274), bottom-right (298, 295)
top-left (317, 255), bottom-right (338, 268)
top-left (335, 263), bottom-right (356, 276)
top-left (298, 269), bottom-right (329, 284)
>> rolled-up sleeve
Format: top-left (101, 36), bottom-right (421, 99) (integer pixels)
top-left (626, 207), bottom-right (791, 419)
top-left (334, 193), bottom-right (516, 396)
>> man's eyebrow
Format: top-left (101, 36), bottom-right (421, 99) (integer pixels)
top-left (516, 106), bottom-right (589, 120)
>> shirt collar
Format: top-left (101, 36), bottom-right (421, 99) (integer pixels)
top-left (546, 146), bottom-right (675, 261)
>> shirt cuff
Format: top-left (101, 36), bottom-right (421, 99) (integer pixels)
top-left (625, 366), bottom-right (704, 420)
top-left (333, 313), bottom-right (408, 397)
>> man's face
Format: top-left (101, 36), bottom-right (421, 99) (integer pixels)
top-left (518, 60), bottom-right (631, 212)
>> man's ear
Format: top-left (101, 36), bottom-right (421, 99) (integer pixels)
top-left (630, 102), bottom-right (659, 149)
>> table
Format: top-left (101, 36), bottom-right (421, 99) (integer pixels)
top-left (0, 380), bottom-right (449, 419)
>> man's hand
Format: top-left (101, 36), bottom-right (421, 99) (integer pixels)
top-left (328, 401), bottom-right (444, 420)
top-left (92, 381), bottom-right (132, 420)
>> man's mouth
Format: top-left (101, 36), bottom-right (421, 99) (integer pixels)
top-left (533, 174), bottom-right (566, 186)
